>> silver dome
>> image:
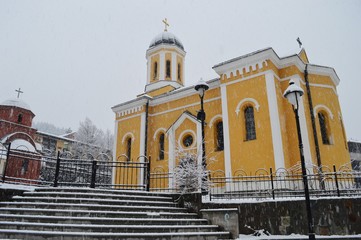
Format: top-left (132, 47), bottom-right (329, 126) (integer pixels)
top-left (149, 31), bottom-right (184, 50)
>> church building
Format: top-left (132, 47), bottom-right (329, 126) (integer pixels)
top-left (112, 24), bottom-right (350, 188)
top-left (0, 95), bottom-right (42, 180)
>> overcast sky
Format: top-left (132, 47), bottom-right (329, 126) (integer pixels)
top-left (1, 0), bottom-right (360, 140)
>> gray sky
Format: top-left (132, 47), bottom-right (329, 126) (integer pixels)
top-left (1, 0), bottom-right (360, 140)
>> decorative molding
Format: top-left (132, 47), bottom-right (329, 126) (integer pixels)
top-left (168, 128), bottom-right (175, 188)
top-left (167, 112), bottom-right (199, 134)
top-left (112, 96), bottom-right (150, 115)
top-left (139, 112), bottom-right (146, 185)
top-left (150, 96), bottom-right (221, 117)
top-left (159, 51), bottom-right (165, 80)
top-left (209, 114), bottom-right (223, 128)
top-left (149, 78), bottom-right (220, 106)
top-left (121, 132), bottom-right (135, 144)
top-left (177, 130), bottom-right (197, 150)
top-left (265, 72), bottom-right (285, 169)
top-left (222, 70), bottom-right (271, 87)
top-left (144, 80), bottom-right (182, 93)
top-left (146, 44), bottom-right (186, 58)
top-left (314, 104), bottom-right (334, 120)
top-left (117, 106), bottom-right (143, 117)
top-left (153, 128), bottom-right (167, 140)
top-left (115, 113), bottom-right (143, 122)
top-left (220, 84), bottom-right (232, 191)
top-left (213, 48), bottom-right (340, 86)
top-left (235, 98), bottom-right (260, 116)
top-left (222, 60), bottom-right (268, 79)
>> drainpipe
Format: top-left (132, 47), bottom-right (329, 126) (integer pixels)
top-left (304, 64), bottom-right (322, 172)
top-left (144, 100), bottom-right (149, 157)
top-left (144, 100), bottom-right (150, 191)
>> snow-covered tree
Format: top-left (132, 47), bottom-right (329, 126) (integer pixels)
top-left (173, 151), bottom-right (210, 194)
top-left (32, 121), bottom-right (71, 136)
top-left (72, 118), bottom-right (113, 158)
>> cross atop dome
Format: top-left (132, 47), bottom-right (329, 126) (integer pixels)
top-left (162, 18), bottom-right (169, 32)
top-left (15, 87), bottom-right (23, 99)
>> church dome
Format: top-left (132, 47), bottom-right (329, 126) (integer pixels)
top-left (149, 31), bottom-right (184, 50)
top-left (1, 98), bottom-right (32, 111)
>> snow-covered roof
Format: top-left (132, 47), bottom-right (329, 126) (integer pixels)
top-left (36, 131), bottom-right (76, 143)
top-left (149, 31), bottom-right (184, 50)
top-left (10, 139), bottom-right (37, 152)
top-left (1, 98), bottom-right (32, 112)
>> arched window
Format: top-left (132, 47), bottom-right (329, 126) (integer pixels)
top-left (126, 137), bottom-right (132, 161)
top-left (245, 106), bottom-right (256, 141)
top-left (159, 133), bottom-right (165, 160)
top-left (318, 112), bottom-right (330, 144)
top-left (215, 121), bottom-right (224, 151)
top-left (166, 60), bottom-right (171, 78)
top-left (177, 63), bottom-right (181, 81)
top-left (153, 62), bottom-right (158, 79)
top-left (17, 113), bottom-right (23, 123)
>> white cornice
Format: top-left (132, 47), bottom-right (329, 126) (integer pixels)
top-left (111, 95), bottom-right (151, 114)
top-left (144, 80), bottom-right (183, 93)
top-left (149, 78), bottom-right (220, 106)
top-left (146, 44), bottom-right (186, 58)
top-left (212, 48), bottom-right (340, 86)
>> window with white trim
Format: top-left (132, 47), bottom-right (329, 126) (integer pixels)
top-left (318, 112), bottom-right (330, 145)
top-left (215, 121), bottom-right (224, 151)
top-left (245, 106), bottom-right (256, 141)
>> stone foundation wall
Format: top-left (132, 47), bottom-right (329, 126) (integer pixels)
top-left (202, 197), bottom-right (361, 236)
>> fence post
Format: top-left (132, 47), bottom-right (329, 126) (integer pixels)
top-left (90, 159), bottom-right (97, 188)
top-left (209, 173), bottom-right (212, 201)
top-left (333, 165), bottom-right (340, 197)
top-left (145, 156), bottom-right (151, 191)
top-left (53, 151), bottom-right (61, 187)
top-left (270, 168), bottom-right (275, 200)
top-left (2, 143), bottom-right (11, 183)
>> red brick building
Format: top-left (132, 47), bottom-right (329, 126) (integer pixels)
top-left (0, 98), bottom-right (42, 182)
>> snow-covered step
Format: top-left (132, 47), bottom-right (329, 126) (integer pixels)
top-left (24, 190), bottom-right (174, 202)
top-left (0, 187), bottom-right (231, 239)
top-left (0, 221), bottom-right (221, 233)
top-left (34, 187), bottom-right (176, 198)
top-left (11, 195), bottom-right (178, 207)
top-left (0, 207), bottom-right (198, 219)
top-left (0, 213), bottom-right (209, 226)
top-left (0, 201), bottom-right (188, 213)
top-left (0, 229), bottom-right (231, 240)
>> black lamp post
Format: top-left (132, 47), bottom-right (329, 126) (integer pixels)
top-left (195, 78), bottom-right (209, 194)
top-left (283, 80), bottom-right (316, 240)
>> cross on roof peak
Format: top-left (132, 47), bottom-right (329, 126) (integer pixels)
top-left (15, 88), bottom-right (23, 99)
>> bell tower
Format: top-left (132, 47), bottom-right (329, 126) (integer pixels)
top-left (145, 19), bottom-right (186, 96)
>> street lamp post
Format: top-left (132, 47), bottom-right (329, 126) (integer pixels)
top-left (283, 80), bottom-right (316, 240)
top-left (195, 78), bottom-right (209, 194)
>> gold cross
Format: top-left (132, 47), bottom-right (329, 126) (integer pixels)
top-left (162, 18), bottom-right (169, 32)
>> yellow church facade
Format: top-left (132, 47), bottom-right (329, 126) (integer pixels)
top-left (112, 30), bottom-right (350, 188)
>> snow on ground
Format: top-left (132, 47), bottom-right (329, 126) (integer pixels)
top-left (202, 195), bottom-right (361, 204)
top-left (0, 183), bottom-right (35, 191)
top-left (237, 234), bottom-right (361, 239)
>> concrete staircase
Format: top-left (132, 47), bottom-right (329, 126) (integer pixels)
top-left (0, 187), bottom-right (230, 239)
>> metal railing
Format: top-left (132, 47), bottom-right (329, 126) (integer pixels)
top-left (209, 167), bottom-right (361, 200)
top-left (1, 145), bottom-right (361, 200)
top-left (1, 147), bottom-right (149, 190)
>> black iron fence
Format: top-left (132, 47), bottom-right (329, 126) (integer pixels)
top-left (1, 145), bottom-right (361, 200)
top-left (209, 167), bottom-right (361, 200)
top-left (0, 146), bottom-right (149, 190)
